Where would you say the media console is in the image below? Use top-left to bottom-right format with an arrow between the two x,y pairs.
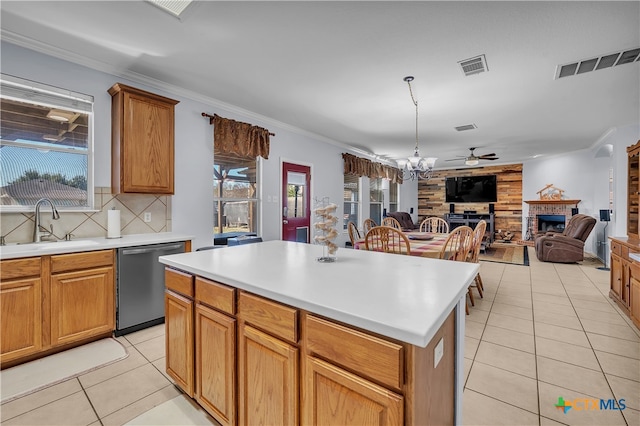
445,213 -> 495,248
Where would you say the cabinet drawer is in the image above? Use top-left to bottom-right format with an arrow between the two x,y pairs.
305,315 -> 404,390
1,257 -> 41,280
238,292 -> 297,343
195,277 -> 235,315
611,240 -> 622,257
51,250 -> 113,274
165,268 -> 194,298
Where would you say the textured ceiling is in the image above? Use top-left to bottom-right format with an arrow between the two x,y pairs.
1,1 -> 639,168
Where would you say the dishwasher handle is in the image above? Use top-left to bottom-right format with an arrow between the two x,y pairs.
120,243 -> 184,256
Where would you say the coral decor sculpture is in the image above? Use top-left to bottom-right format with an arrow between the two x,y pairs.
313,197 -> 338,262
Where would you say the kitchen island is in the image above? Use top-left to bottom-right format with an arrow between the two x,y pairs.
159,240 -> 478,425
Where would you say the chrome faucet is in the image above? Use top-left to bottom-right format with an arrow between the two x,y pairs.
33,198 -> 60,243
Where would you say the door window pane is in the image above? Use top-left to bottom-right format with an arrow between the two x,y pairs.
287,171 -> 307,218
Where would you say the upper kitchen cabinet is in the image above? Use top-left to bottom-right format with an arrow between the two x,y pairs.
109,83 -> 179,194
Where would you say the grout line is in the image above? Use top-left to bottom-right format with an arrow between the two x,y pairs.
77,378 -> 104,426
528,252 -> 542,426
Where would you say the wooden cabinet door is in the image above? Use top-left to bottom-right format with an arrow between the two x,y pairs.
50,267 -> 114,347
610,254 -> 623,299
238,324 -> 298,426
121,91 -> 175,193
195,303 -> 236,426
629,264 -> 640,327
622,259 -> 632,307
165,290 -> 194,396
0,277 -> 42,363
303,356 -> 404,426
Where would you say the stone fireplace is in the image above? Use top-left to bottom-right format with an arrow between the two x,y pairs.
524,199 -> 580,241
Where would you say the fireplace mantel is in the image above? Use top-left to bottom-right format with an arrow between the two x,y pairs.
525,199 -> 581,205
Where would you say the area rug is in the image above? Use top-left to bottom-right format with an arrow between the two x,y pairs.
0,337 -> 128,403
479,244 -> 529,266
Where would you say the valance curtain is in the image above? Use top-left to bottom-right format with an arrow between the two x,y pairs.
213,114 -> 271,159
342,153 -> 403,184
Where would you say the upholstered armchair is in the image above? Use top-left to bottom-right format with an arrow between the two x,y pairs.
385,212 -> 419,231
534,214 -> 596,263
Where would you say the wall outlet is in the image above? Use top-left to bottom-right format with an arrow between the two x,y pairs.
143,212 -> 152,222
434,337 -> 444,368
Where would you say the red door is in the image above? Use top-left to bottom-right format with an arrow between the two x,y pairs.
282,162 -> 311,242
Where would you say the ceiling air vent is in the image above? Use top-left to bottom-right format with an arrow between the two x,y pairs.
458,55 -> 488,76
145,0 -> 192,18
455,124 -> 477,132
556,47 -> 640,79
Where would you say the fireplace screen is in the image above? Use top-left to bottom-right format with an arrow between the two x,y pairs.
538,214 -> 565,232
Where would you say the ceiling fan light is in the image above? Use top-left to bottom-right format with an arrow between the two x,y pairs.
465,158 -> 479,166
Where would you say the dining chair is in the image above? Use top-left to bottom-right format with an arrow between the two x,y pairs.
363,218 -> 377,234
347,221 -> 361,247
438,225 -> 474,314
382,216 -> 402,230
420,217 -> 449,233
467,220 -> 487,300
364,226 -> 411,255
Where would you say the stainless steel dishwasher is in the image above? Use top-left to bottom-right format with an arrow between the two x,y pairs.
116,241 -> 185,336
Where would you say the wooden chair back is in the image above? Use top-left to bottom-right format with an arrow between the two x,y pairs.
347,221 -> 361,246
439,226 -> 474,261
469,220 -> 487,263
420,217 -> 449,233
363,218 -> 377,234
364,226 -> 411,255
382,216 -> 402,230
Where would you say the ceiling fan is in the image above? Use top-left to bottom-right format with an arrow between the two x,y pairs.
446,147 -> 499,166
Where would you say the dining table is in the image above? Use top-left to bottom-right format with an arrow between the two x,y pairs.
354,231 -> 449,258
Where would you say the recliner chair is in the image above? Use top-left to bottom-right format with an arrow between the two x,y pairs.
534,214 -> 596,263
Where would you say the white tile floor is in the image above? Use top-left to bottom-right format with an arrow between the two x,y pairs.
1,247 -> 638,425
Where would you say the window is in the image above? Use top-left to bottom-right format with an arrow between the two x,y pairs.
0,74 -> 94,211
213,151 -> 259,235
369,178 -> 384,224
389,182 -> 399,213
343,174 -> 360,230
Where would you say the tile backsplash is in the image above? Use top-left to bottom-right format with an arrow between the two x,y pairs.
0,187 -> 171,244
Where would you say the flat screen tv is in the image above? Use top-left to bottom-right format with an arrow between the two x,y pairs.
445,175 -> 497,203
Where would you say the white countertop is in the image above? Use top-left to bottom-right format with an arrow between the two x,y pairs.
159,240 -> 478,347
0,232 -> 193,260
630,253 -> 640,263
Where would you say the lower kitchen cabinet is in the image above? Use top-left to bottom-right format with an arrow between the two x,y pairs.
165,289 -> 194,397
238,324 -> 298,426
609,238 -> 640,329
50,267 -> 114,346
1,251 -> 115,368
303,355 -> 403,425
163,268 -> 456,425
0,274 -> 42,363
195,303 -> 236,426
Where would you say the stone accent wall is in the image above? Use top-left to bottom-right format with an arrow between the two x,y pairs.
0,187 -> 171,244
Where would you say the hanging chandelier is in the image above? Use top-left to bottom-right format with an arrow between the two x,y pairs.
397,76 -> 437,181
